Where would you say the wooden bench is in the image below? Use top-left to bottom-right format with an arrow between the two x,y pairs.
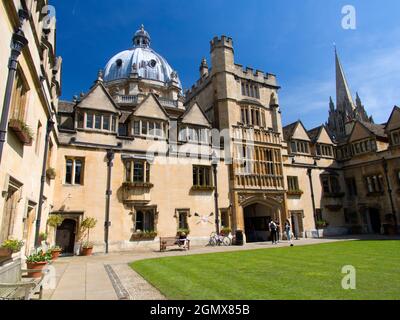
160,237 -> 190,252
0,259 -> 48,300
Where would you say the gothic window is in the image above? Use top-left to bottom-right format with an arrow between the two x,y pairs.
365,174 -> 384,194
125,160 -> 150,183
321,175 -> 341,194
10,69 -> 29,122
287,176 -> 300,192
135,210 -> 155,233
65,157 -> 85,185
193,166 -> 212,187
241,80 -> 260,99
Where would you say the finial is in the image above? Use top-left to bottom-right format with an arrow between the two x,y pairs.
141,24 -> 145,30
97,69 -> 103,82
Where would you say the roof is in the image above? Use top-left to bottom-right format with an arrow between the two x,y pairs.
360,121 -> 387,139
282,121 -> 300,141
307,126 -> 322,143
58,100 -> 75,113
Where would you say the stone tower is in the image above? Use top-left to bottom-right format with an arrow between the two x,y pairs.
326,49 -> 372,140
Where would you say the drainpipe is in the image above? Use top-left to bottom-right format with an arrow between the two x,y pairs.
383,158 -> 398,233
307,167 -> 319,238
212,152 -> 220,236
34,118 -> 55,248
0,10 -> 29,163
105,149 -> 114,254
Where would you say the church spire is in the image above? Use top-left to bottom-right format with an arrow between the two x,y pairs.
335,48 -> 355,113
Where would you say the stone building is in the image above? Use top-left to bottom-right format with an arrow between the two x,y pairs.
0,0 -> 61,255
0,9 -> 398,255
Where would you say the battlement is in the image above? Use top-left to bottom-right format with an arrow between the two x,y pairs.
210,35 -> 234,50
234,63 -> 278,86
185,71 -> 212,99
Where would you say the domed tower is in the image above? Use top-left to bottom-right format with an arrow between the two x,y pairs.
102,25 -> 183,106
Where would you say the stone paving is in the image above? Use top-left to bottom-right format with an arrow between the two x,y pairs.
43,236 -> 397,300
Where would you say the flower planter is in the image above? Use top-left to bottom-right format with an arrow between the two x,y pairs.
8,119 -> 33,146
51,249 -> 62,260
81,247 -> 93,256
0,248 -> 12,259
27,261 -> 48,278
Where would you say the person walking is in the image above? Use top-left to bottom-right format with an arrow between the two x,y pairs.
269,220 -> 277,245
285,219 -> 294,247
275,220 -> 281,243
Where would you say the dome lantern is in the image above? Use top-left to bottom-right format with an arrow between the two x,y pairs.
133,24 -> 151,48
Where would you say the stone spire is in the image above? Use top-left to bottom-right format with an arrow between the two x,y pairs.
329,96 -> 335,112
335,48 -> 355,114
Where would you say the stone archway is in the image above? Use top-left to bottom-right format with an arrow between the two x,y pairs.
240,196 -> 284,243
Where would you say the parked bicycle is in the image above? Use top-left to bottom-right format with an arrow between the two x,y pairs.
208,232 -> 232,247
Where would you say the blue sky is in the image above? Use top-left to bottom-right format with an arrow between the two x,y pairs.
52,0 -> 400,128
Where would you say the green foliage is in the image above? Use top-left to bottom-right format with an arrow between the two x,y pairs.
47,214 -> 64,228
1,239 -> 24,252
10,118 -> 34,140
82,242 -> 94,249
26,250 -> 52,263
81,217 -> 97,230
79,217 -> 97,244
316,220 -> 329,228
46,167 -> 57,179
221,227 -> 232,235
177,228 -> 190,236
39,232 -> 48,241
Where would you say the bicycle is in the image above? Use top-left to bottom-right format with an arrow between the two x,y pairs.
208,232 -> 232,247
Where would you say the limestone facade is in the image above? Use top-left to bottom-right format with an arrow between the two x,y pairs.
1,7 -> 399,255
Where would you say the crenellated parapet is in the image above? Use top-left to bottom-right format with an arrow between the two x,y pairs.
210,35 -> 234,52
233,64 -> 278,87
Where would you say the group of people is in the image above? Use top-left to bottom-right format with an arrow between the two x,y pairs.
269,219 -> 294,247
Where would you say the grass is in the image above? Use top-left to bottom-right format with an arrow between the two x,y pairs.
130,241 -> 400,300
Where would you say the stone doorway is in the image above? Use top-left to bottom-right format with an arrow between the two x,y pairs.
56,219 -> 77,255
243,203 -> 276,243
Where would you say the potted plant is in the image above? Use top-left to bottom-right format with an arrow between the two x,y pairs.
26,250 -> 52,278
47,214 -> 64,246
0,239 -> 24,258
79,217 -> 97,256
46,167 -> 57,180
316,220 -> 329,229
177,228 -> 190,237
49,246 -> 62,260
221,227 -> 232,236
39,232 -> 48,244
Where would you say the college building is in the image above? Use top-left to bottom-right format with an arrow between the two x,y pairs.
0,1 -> 398,255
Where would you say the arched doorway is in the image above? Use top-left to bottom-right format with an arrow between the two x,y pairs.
56,219 -> 77,255
244,203 -> 275,242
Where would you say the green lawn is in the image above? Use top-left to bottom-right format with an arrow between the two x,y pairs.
130,241 -> 400,300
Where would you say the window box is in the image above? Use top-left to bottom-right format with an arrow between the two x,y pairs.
316,220 -> 329,229
8,119 -> 33,146
46,167 -> 57,180
191,185 -> 215,192
287,190 -> 303,197
123,182 -> 154,189
130,231 -> 158,241
323,192 -> 345,198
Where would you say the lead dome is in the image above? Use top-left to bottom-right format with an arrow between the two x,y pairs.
103,25 -> 182,89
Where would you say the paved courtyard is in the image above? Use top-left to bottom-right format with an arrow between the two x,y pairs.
42,236 -> 394,300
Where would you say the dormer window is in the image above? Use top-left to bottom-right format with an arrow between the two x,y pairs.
133,119 -> 167,138
116,59 -> 123,67
290,140 -> 310,155
179,125 -> 209,144
80,111 -> 117,133
391,129 -> 400,146
316,144 -> 334,158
